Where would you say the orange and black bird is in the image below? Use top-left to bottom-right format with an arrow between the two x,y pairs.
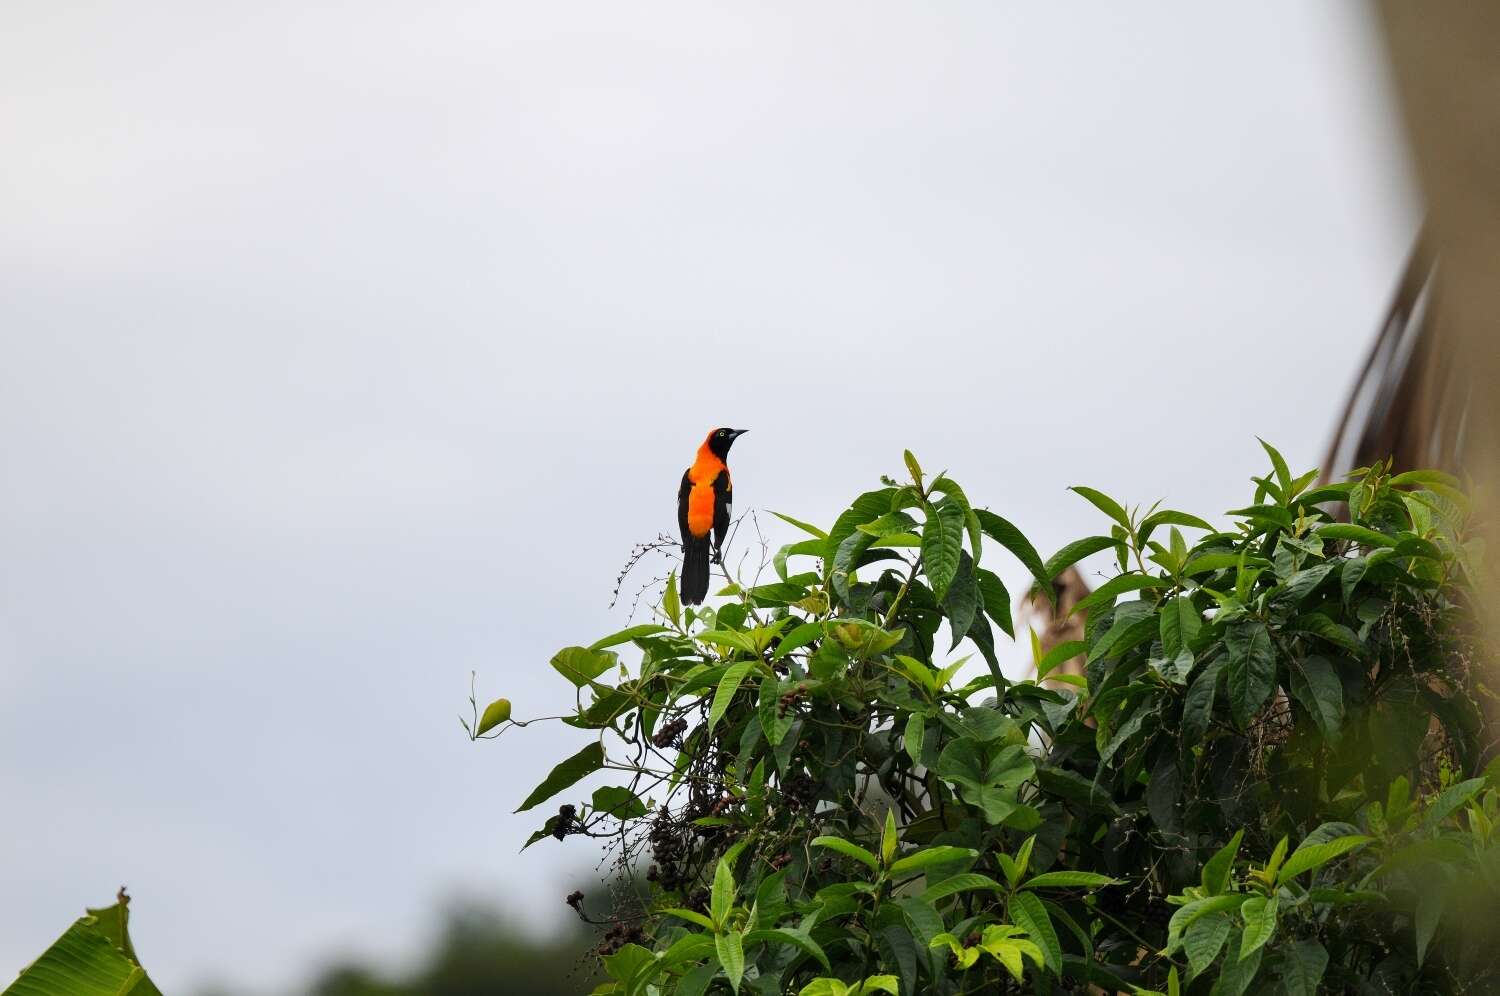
678,428 -> 747,605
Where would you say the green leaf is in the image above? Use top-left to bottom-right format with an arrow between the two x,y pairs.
811,835 -> 881,872
1423,777 -> 1487,829
1292,614 -> 1362,654
550,646 -> 617,687
1238,895 -> 1277,960
1181,654 -> 1224,748
1183,551 -> 1249,576
1009,890 -> 1062,974
1202,829 -> 1244,895
943,553 -> 981,649
714,929 -> 745,994
902,712 -> 926,762
1070,486 -> 1130,529
1019,870 -> 1118,889
770,510 -> 829,539
1183,912 -> 1231,977
1035,640 -> 1086,679
975,567 -> 1014,638
922,498 -> 965,602
711,858 -> 736,928
660,907 -> 715,930
920,872 -> 1005,903
591,785 -> 647,820
664,571 -> 681,627
476,697 -> 512,735
772,621 -> 823,659
935,739 -> 1034,823
743,929 -> 832,973
515,742 -> 604,812
1276,834 -> 1372,885
974,509 -> 1050,597
1070,574 -> 1172,617
708,661 -> 756,734
1278,939 -> 1328,996
1165,894 -> 1245,955
4,897 -> 161,996
889,846 -> 978,877
1226,621 -> 1275,727
1257,438 -> 1292,493
797,980 -> 848,996
1139,509 -> 1217,538
1415,883 -> 1446,967
1315,523 -> 1398,548
1159,596 -> 1201,660
1042,535 -> 1118,582
1288,655 -> 1342,742
589,624 -> 670,650
849,976 -> 900,996
1215,928 -> 1263,996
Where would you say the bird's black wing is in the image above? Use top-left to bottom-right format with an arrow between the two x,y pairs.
712,469 -> 732,559
677,470 -> 693,547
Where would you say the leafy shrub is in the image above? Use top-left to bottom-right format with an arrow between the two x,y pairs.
480,444 -> 1498,994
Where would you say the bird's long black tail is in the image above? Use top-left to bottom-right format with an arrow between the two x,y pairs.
681,533 -> 711,605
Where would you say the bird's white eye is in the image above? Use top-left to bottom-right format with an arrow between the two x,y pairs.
717,429 -> 725,437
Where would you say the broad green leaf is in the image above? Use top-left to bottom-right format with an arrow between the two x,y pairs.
1423,777 -> 1487,829
4,898 -> 161,996
1183,552 -> 1249,576
811,835 -> 881,872
1070,574 -> 1172,617
708,661 -> 755,733
1415,883 -> 1446,967
1226,621 -> 1275,727
935,739 -> 1034,824
1009,890 -> 1061,973
515,742 -> 604,812
660,907 -> 715,931
1181,655 -> 1224,748
772,621 -> 823,659
1279,939 -> 1328,996
1165,894 -> 1245,954
1276,834 -> 1372,884
1238,895 -> 1277,960
591,785 -> 647,819
974,509 -> 1051,597
589,624 -> 670,650
743,928 -> 831,973
711,858 -> 736,928
922,498 -> 965,602
758,676 -> 795,747
1139,509 -> 1217,538
1159,596 -> 1201,660
1042,535 -> 1118,582
1315,523 -> 1398,548
1202,829 -> 1244,895
1288,655 -> 1342,742
664,571 -> 681,627
797,980 -> 848,996
1257,438 -> 1292,493
1216,928 -> 1263,995
1070,485 -> 1130,529
770,510 -> 829,539
974,567 -> 1014,638
849,976 -> 900,996
1183,912 -> 1231,976
714,929 -> 745,994
1292,614 -> 1362,654
550,646 -> 617,687
881,808 -> 898,867
919,872 -> 1005,903
889,845 -> 977,877
476,697 -> 512,735
603,943 -> 657,988
1036,640 -> 1086,679
1019,870 -> 1118,889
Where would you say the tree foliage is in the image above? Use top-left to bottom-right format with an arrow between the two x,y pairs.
486,446 -> 1498,994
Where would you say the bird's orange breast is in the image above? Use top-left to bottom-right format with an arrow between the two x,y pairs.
685,453 -> 727,538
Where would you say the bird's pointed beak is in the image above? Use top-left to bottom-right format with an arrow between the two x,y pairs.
730,428 -> 748,439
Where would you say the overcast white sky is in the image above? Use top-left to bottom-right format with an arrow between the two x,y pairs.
0,2 -> 1418,993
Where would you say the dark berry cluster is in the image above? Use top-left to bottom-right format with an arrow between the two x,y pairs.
781,771 -> 817,811
595,920 -> 646,956
651,715 -> 688,748
553,804 -> 577,840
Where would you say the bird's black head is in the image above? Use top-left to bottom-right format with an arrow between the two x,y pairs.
705,427 -> 748,459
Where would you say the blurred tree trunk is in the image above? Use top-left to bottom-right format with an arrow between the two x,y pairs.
1373,1 -> 1500,731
